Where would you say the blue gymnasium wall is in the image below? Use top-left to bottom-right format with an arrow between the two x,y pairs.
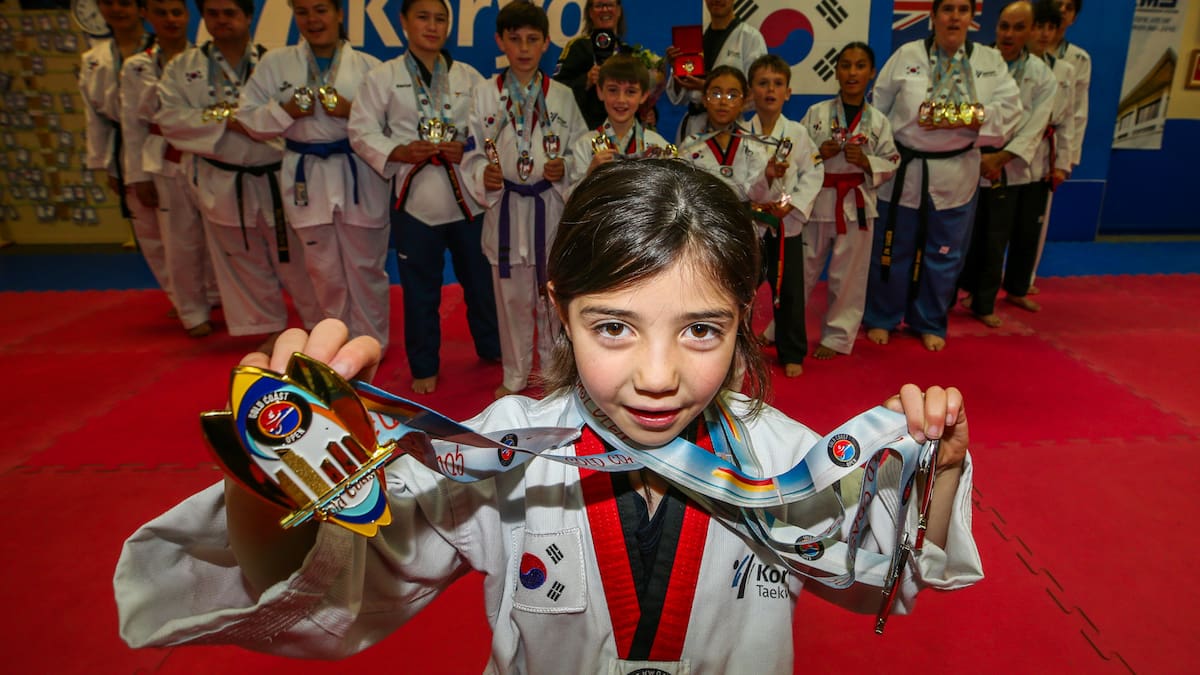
190,1 -> 1186,239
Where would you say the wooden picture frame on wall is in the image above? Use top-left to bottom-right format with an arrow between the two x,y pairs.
1187,50 -> 1200,89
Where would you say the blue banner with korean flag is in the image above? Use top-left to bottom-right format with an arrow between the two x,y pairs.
713,0 -> 872,96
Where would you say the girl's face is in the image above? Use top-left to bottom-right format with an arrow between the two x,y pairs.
561,257 -> 740,447
99,0 -> 141,31
704,74 -> 744,127
294,0 -> 343,50
835,48 -> 875,98
402,0 -> 450,56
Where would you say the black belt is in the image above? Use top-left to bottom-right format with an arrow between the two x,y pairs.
879,141 -> 973,298
202,157 -> 289,263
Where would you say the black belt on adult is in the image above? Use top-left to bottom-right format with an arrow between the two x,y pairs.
879,141 -> 973,298
201,156 -> 290,263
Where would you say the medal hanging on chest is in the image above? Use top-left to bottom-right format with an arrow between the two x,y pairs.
204,42 -> 256,123
919,45 -> 983,130
301,39 -> 344,113
406,54 -> 458,143
501,71 -> 550,182
832,97 -> 869,147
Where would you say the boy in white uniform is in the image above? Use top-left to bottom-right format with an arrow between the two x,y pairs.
237,0 -> 391,351
566,55 -> 670,189
80,0 -> 163,295
463,2 -> 587,398
348,0 -> 500,395
799,43 -> 899,360
664,0 -> 766,142
156,0 -> 322,341
120,0 -> 216,337
115,161 -> 983,673
958,2 -> 1057,327
744,55 -> 824,377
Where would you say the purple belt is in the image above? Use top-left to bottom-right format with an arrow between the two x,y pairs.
498,179 -> 553,285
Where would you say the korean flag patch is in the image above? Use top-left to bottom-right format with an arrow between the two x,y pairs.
513,528 -> 587,613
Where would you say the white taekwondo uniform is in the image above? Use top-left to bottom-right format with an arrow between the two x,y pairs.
564,119 -> 671,192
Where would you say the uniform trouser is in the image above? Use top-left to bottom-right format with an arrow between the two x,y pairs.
394,210 -> 500,379
153,172 -> 215,329
762,230 -> 806,365
865,195 -> 978,338
1003,182 -> 1050,299
492,264 -> 557,392
803,220 -> 873,355
199,177 -> 323,336
294,217 -> 391,351
959,184 -> 1018,316
125,184 -> 172,307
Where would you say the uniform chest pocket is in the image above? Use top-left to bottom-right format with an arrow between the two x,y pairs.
512,527 -> 588,614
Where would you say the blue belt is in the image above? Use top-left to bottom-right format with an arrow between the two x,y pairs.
285,138 -> 359,205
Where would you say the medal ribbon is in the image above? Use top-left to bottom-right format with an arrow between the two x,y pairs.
601,120 -> 645,158
403,52 -> 449,125
205,40 -> 258,105
927,45 -> 976,107
500,70 -> 550,162
303,39 -> 344,92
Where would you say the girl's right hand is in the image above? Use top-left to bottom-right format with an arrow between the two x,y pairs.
389,140 -> 439,164
819,139 -> 842,160
589,148 -> 614,172
483,162 -> 504,190
242,318 -> 381,384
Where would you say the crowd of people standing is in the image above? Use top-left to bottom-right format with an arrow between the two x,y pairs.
82,0 -> 1091,394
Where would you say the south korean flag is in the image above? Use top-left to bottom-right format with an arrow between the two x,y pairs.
709,0 -> 870,95
512,528 -> 587,613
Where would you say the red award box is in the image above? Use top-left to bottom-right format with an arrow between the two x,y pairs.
672,25 -> 704,79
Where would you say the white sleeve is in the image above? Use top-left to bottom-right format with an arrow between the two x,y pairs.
236,52 -> 293,141
867,113 -> 899,188
347,61 -> 401,180
80,56 -> 114,173
1004,64 -> 1056,166
118,60 -> 152,183
155,56 -> 225,157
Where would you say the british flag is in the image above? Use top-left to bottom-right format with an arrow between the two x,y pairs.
892,1 -> 1003,46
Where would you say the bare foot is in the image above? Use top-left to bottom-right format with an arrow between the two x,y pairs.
959,293 -> 973,311
783,362 -> 804,377
813,345 -> 837,360
1027,285 -> 1040,295
1005,295 -> 1042,312
973,313 -> 1002,328
412,375 -> 438,394
494,385 -> 521,399
867,328 -> 890,345
921,333 -> 946,351
186,320 -> 214,338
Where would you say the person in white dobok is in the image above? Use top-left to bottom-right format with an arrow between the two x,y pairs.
349,0 -> 500,395
238,0 -> 391,353
156,0 -> 322,346
115,160 -> 983,674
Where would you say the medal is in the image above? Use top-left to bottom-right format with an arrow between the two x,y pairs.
664,143 -> 678,158
590,133 -> 614,155
420,117 -> 443,142
944,102 -> 960,126
973,103 -> 986,125
293,86 -> 314,112
918,101 -> 933,127
931,102 -> 946,126
442,123 -> 457,142
683,61 -> 695,74
720,166 -> 733,178
517,151 -> 534,182
295,180 -> 308,207
957,102 -> 974,126
542,131 -> 560,160
774,137 -> 793,163
318,85 -> 339,112
484,138 -> 500,165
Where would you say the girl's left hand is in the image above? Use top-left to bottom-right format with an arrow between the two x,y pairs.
543,157 -> 565,182
884,384 -> 968,469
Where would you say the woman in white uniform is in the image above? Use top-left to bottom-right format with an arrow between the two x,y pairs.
238,0 -> 391,351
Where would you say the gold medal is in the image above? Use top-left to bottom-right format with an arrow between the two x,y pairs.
918,101 -> 933,127
973,103 -> 986,125
958,102 -> 974,126
591,134 -> 614,155
484,138 -> 500,165
542,131 -> 560,160
944,102 -> 960,127
318,85 -> 339,112
931,102 -> 946,126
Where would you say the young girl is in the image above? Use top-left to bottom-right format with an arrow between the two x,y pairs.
114,161 -> 980,672
799,43 -> 898,359
348,0 -> 500,394
238,0 -> 392,351
679,66 -> 764,201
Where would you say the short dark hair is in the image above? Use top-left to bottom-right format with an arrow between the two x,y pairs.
195,0 -> 254,18
401,0 -> 448,15
747,54 -> 791,85
598,54 -> 648,91
1032,0 -> 1063,26
932,0 -> 977,13
543,160 -> 769,409
496,0 -> 549,37
195,0 -> 254,17
704,65 -> 748,95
